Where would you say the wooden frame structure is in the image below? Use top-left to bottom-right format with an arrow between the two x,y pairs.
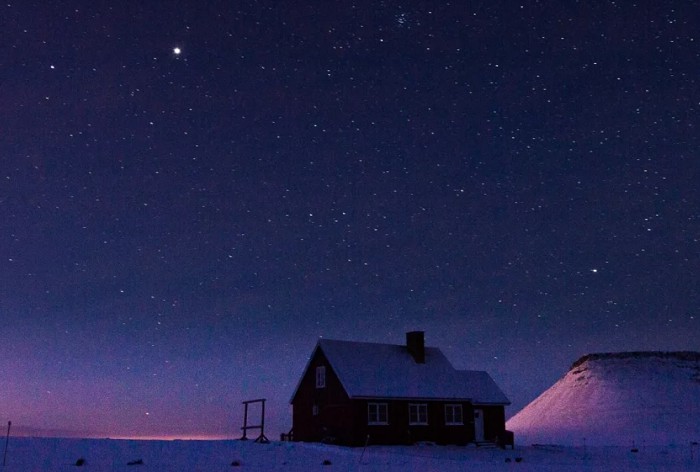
240,398 -> 269,443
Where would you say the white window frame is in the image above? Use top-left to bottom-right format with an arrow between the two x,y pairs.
315,365 -> 326,388
445,404 -> 464,425
367,402 -> 389,425
408,403 -> 428,425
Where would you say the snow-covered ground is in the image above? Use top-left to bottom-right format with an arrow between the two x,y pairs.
1,437 -> 699,471
507,352 -> 700,447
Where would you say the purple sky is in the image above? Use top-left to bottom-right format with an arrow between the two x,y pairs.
1,0 -> 698,438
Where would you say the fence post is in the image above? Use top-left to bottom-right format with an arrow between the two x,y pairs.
3,421 -> 11,467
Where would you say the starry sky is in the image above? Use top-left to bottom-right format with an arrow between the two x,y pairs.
1,0 -> 698,439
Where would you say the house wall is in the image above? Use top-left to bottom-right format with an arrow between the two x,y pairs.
351,400 -> 499,446
479,405 -> 507,442
291,348 -> 353,443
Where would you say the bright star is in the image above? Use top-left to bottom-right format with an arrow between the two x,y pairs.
173,47 -> 182,55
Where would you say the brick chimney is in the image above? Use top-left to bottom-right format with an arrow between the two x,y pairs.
406,331 -> 425,364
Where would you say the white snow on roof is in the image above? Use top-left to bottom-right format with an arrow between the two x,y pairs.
316,338 -> 509,404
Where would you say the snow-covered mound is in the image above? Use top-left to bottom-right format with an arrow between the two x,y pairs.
507,352 -> 700,446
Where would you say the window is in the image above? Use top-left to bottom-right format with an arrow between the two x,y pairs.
315,366 -> 325,388
367,403 -> 388,425
312,404 -> 319,416
408,403 -> 428,425
445,404 -> 463,425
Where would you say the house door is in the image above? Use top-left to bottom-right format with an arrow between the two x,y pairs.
473,409 -> 485,442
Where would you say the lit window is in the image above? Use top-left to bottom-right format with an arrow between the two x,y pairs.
315,366 -> 326,388
367,403 -> 388,425
408,403 -> 428,425
445,404 -> 463,425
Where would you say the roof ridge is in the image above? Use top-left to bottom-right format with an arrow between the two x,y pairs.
318,337 -> 440,349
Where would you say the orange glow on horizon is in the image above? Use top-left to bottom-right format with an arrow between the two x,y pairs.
105,434 -> 237,441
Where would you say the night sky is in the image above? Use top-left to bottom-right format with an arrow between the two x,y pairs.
1,1 -> 698,439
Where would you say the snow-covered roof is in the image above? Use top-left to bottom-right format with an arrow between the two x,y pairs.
294,338 -> 509,404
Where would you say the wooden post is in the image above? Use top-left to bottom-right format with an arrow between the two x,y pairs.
3,421 -> 11,467
241,403 -> 249,440
260,400 -> 266,440
359,434 -> 370,464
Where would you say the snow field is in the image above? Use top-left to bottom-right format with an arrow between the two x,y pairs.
1,437 -> 699,471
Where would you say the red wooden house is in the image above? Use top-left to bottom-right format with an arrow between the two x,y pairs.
290,331 -> 510,446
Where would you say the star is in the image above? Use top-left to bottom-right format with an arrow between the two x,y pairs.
173,47 -> 182,55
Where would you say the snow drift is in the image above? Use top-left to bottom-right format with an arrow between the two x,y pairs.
507,352 -> 700,446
